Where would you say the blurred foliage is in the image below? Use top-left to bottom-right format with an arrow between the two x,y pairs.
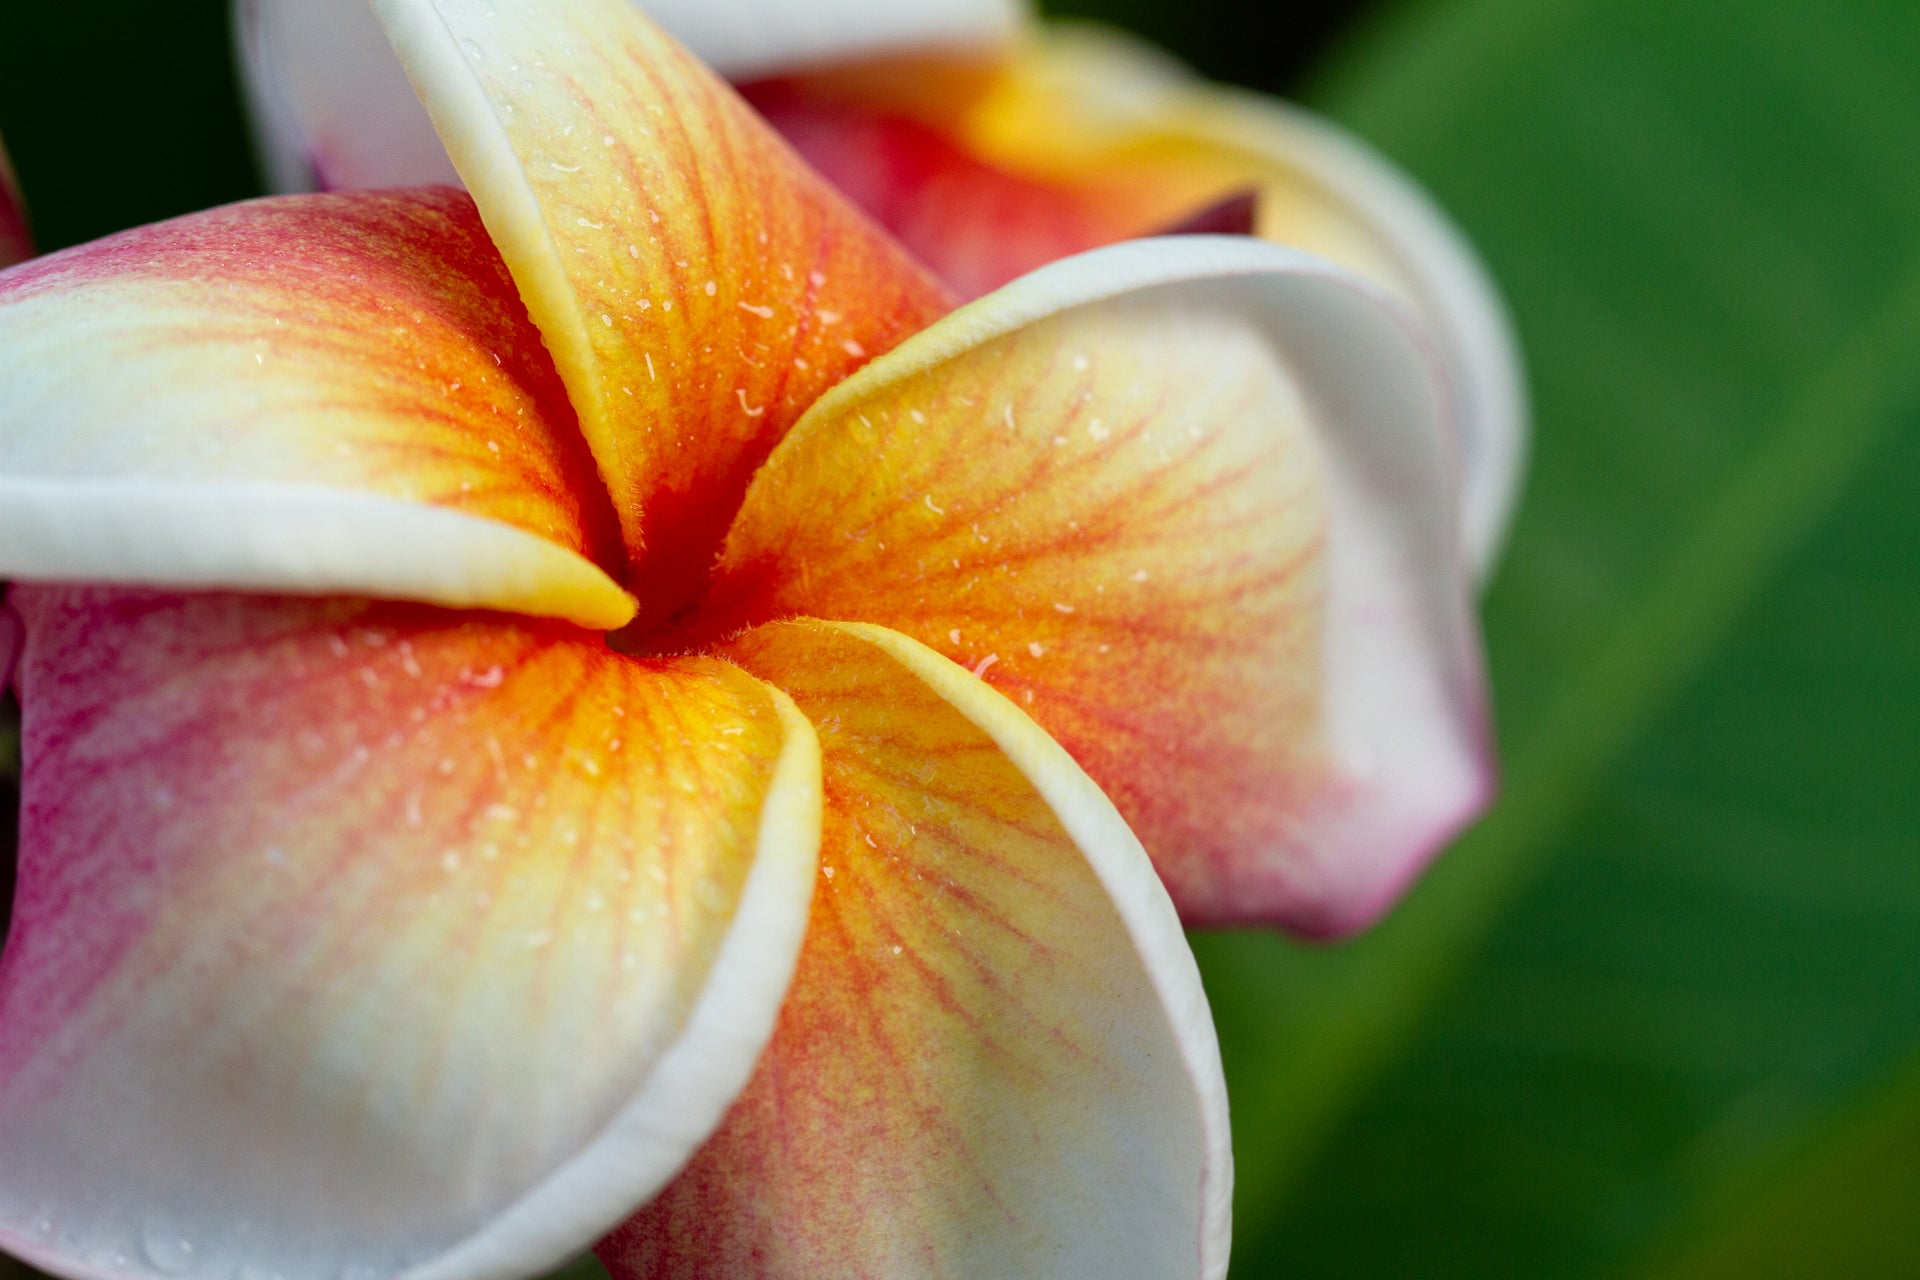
4,1 -> 1919,1279
0,2 -> 258,253
1176,1 -> 1920,1276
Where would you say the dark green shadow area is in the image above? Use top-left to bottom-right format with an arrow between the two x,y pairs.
0,0 -> 260,253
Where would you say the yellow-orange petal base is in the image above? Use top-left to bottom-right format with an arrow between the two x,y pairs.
374,0 -> 954,621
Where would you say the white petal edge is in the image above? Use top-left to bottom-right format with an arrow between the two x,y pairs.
233,0 -> 1024,193
0,686 -> 822,1280
398,687 -> 823,1280
822,619 -> 1233,1279
1033,24 -> 1528,583
0,479 -> 636,630
800,235 -> 1493,935
1220,98 -> 1528,584
634,0 -> 1024,79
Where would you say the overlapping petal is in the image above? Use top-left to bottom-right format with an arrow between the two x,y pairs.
0,188 -> 632,627
0,137 -> 31,269
370,0 -> 953,621
602,619 -> 1229,1278
236,0 -> 1022,190
0,587 -> 820,1280
746,23 -> 1527,574
687,237 -> 1491,932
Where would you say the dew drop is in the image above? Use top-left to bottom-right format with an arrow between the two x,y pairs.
141,1219 -> 195,1275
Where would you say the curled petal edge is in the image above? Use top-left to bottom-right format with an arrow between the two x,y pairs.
1192,95 -> 1527,581
984,24 -> 1529,579
0,480 -> 636,630
784,235 -> 1494,934
823,620 -> 1233,1278
398,685 -> 824,1280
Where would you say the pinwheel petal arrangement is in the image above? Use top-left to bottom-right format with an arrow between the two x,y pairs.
0,1 -> 1524,1278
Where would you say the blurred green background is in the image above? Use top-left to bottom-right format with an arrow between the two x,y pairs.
4,0 -> 1919,1276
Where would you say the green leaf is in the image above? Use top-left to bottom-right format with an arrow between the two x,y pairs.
1631,1049 -> 1920,1280
1199,1 -> 1920,1275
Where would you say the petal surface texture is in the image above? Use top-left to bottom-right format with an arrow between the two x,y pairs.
0,189 -> 633,628
748,23 -> 1527,575
235,0 -> 1021,190
631,0 -> 1022,80
0,589 -> 821,1280
601,620 -> 1230,1279
372,0 -> 952,621
693,237 -> 1492,932
0,137 -> 31,268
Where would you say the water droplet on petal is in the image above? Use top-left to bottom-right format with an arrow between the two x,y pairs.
141,1219 -> 194,1274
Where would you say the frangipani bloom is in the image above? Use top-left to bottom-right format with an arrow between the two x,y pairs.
0,4 -> 1513,1280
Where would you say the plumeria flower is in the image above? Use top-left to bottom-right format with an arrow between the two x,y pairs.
0,3 -> 1512,1280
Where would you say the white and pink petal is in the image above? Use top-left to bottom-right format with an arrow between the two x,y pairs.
601,620 -> 1229,1279
0,588 -> 820,1280
0,189 -> 632,628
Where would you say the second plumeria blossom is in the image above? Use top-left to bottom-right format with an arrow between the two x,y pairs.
0,0 -> 1512,1277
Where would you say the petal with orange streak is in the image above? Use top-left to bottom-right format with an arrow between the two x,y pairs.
693,237 -> 1492,933
601,619 -> 1229,1280
372,0 -> 953,621
0,137 -> 31,269
236,0 -> 1022,191
747,22 -> 1527,574
0,188 -> 633,628
0,587 -> 820,1280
